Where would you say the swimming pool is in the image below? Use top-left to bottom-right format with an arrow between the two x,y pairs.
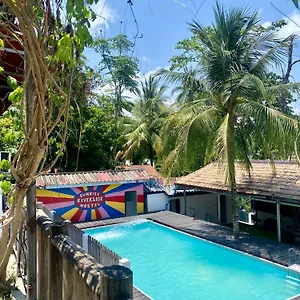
84,220 -> 300,300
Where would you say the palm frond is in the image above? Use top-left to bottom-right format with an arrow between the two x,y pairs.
213,113 -> 236,184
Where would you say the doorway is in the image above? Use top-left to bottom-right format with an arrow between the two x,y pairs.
220,195 -> 227,224
125,191 -> 137,216
170,198 -> 181,214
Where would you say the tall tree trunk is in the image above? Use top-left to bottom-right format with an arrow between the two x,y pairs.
227,113 -> 239,240
231,176 -> 239,240
149,144 -> 154,166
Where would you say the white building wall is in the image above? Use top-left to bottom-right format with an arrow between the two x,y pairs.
176,194 -> 219,223
147,193 -> 169,212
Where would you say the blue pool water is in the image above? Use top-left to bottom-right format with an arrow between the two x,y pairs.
85,220 -> 300,300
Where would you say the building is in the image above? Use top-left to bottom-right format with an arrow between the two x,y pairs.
176,160 -> 300,243
36,169 -> 151,222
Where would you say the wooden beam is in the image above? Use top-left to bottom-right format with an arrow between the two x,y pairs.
184,188 -> 187,215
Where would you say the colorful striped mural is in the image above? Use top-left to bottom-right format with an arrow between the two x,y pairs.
36,183 -> 144,222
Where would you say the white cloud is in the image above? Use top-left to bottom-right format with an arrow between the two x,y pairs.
141,56 -> 150,63
261,21 -> 272,28
263,11 -> 300,40
90,0 -> 118,35
277,11 -> 300,39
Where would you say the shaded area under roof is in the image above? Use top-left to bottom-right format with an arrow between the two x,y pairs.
176,160 -> 300,201
36,169 -> 151,187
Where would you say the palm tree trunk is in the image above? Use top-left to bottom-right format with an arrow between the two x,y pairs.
231,176 -> 239,239
149,144 -> 154,166
227,112 -> 239,240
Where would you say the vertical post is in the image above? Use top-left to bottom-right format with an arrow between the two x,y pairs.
100,265 -> 133,300
26,182 -> 36,299
50,210 -> 55,222
217,194 -> 221,224
25,49 -> 36,300
184,188 -> 187,215
276,200 -> 281,243
49,223 -> 68,300
16,222 -> 23,275
82,233 -> 89,252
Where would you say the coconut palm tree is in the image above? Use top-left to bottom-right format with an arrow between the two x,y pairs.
117,76 -> 169,166
160,3 -> 298,239
156,67 -> 204,104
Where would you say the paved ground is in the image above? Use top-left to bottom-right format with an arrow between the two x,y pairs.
7,255 -> 25,300
77,210 -> 300,267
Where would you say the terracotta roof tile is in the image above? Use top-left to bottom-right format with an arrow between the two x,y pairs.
36,169 -> 150,187
176,160 -> 300,201
116,165 -> 162,178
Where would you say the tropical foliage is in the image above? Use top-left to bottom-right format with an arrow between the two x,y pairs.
158,3 -> 298,238
117,76 -> 168,166
0,1 -> 299,268
94,35 -> 139,128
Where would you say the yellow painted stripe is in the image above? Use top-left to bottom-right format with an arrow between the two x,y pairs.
137,202 -> 144,214
62,207 -> 78,220
36,189 -> 73,199
107,201 -> 125,214
103,184 -> 121,193
91,209 -> 97,220
82,186 -> 88,191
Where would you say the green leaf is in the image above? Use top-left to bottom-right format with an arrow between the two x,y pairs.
0,39 -> 4,48
0,180 -> 12,195
8,86 -> 23,103
0,67 -> 4,72
7,76 -> 18,90
55,34 -> 73,64
293,0 -> 299,8
66,0 -> 73,15
0,159 -> 10,171
77,25 -> 92,46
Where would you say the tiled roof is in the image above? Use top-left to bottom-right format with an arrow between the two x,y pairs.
116,165 -> 162,178
176,160 -> 300,201
144,178 -> 174,195
36,169 -> 151,187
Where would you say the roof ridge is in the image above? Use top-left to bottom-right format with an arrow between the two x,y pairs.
42,168 -> 146,176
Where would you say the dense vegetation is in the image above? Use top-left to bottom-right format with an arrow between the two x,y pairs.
1,2 -> 300,244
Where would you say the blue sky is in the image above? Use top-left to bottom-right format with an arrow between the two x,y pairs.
85,0 -> 300,111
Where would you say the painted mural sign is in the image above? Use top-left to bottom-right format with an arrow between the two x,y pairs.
36,183 -> 144,223
75,191 -> 105,209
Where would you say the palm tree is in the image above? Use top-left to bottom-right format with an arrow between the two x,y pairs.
160,3 -> 298,239
157,67 -> 204,104
117,76 -> 169,166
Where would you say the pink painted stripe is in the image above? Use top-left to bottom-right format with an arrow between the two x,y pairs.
105,186 -> 143,198
46,201 -> 74,210
79,210 -> 87,222
99,207 -> 110,219
71,187 -> 83,195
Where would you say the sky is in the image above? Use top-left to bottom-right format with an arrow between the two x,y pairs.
84,0 -> 300,111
